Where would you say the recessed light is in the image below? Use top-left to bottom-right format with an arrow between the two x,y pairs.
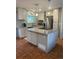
36,13 -> 38,16
48,12 -> 50,15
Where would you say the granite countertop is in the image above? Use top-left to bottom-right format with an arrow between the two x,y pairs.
27,28 -> 54,35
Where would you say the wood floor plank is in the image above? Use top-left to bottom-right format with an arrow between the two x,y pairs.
16,38 -> 63,59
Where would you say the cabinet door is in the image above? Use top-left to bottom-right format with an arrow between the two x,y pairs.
27,31 -> 32,42
38,34 -> 47,46
27,32 -> 37,45
18,28 -> 24,37
23,28 -> 27,36
18,8 -> 26,20
38,34 -> 47,51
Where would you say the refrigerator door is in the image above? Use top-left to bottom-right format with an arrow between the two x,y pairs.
46,18 -> 51,29
45,16 -> 53,29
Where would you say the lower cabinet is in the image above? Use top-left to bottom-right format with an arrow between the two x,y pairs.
26,31 -> 57,53
27,31 -> 37,45
18,28 -> 27,38
26,31 -> 48,52
38,32 -> 57,53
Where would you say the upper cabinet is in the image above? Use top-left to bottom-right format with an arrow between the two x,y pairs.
16,8 -> 27,20
38,12 -> 44,20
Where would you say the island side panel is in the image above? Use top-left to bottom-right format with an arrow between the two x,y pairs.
37,34 -> 48,52
47,32 -> 58,52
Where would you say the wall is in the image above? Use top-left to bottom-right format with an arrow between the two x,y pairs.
53,9 -> 59,30
58,8 -> 63,39
53,8 -> 63,39
53,9 -> 59,38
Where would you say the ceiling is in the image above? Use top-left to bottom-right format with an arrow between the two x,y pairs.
16,0 -> 63,12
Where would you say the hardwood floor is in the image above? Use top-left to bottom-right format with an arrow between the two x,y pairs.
16,38 -> 63,59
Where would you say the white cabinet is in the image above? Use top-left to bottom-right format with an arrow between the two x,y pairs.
18,28 -> 27,38
38,12 -> 44,20
17,8 -> 27,20
38,32 -> 57,53
26,30 -> 57,53
27,31 -> 37,45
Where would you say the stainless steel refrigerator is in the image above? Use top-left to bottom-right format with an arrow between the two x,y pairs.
44,16 -> 53,29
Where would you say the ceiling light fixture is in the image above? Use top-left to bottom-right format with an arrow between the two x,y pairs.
48,0 -> 52,10
48,12 -> 50,15
36,13 -> 38,16
33,3 -> 42,12
31,8 -> 35,12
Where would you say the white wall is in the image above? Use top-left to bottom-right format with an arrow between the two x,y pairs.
38,12 -> 44,20
53,8 -> 63,39
53,9 -> 59,31
58,8 -> 63,39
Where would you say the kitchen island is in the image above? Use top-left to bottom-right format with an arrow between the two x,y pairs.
25,28 -> 58,53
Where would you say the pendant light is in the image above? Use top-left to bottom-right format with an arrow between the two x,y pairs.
48,0 -> 52,10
